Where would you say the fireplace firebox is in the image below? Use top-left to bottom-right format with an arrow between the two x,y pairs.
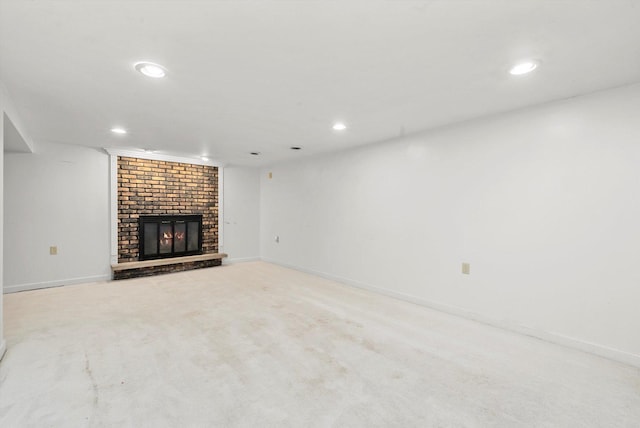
139,215 -> 203,260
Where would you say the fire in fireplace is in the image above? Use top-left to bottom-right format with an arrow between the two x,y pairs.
139,215 -> 203,260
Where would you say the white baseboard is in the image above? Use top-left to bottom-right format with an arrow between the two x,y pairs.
261,257 -> 640,369
0,339 -> 6,361
223,256 -> 261,265
3,274 -> 111,294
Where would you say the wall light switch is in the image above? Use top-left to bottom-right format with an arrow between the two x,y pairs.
50,246 -> 58,255
461,262 -> 470,275
275,236 -> 279,243
268,172 -> 273,179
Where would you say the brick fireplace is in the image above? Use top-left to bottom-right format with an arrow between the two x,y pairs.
113,155 -> 223,279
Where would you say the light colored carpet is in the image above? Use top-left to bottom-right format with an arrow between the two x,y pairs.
1,261 -> 638,427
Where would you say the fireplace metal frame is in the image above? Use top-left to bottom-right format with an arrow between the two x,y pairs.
138,215 -> 203,260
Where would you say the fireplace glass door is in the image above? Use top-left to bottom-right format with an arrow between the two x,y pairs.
139,215 -> 203,260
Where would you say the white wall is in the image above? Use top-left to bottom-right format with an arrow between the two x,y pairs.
0,81 -> 33,357
4,141 -> 111,292
4,146 -> 261,291
222,166 -> 260,262
0,87 -> 5,358
260,83 -> 640,367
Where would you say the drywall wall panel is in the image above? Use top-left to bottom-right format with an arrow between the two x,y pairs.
260,83 -> 640,365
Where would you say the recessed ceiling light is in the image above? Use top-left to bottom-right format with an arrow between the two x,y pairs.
290,146 -> 302,150
134,61 -> 167,78
111,127 -> 127,135
250,152 -> 260,156
509,61 -> 538,76
201,156 -> 209,161
332,122 -> 347,131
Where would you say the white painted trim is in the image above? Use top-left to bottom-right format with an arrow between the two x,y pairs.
218,167 -> 224,253
109,154 -> 118,265
223,257 -> 261,264
104,148 -> 225,167
261,257 -> 640,369
0,339 -> 6,361
3,275 -> 111,294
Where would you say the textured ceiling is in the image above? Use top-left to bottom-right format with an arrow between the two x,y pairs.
1,0 -> 639,165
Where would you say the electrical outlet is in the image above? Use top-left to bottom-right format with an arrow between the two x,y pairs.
50,246 -> 58,255
461,262 -> 470,275
275,236 -> 279,243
